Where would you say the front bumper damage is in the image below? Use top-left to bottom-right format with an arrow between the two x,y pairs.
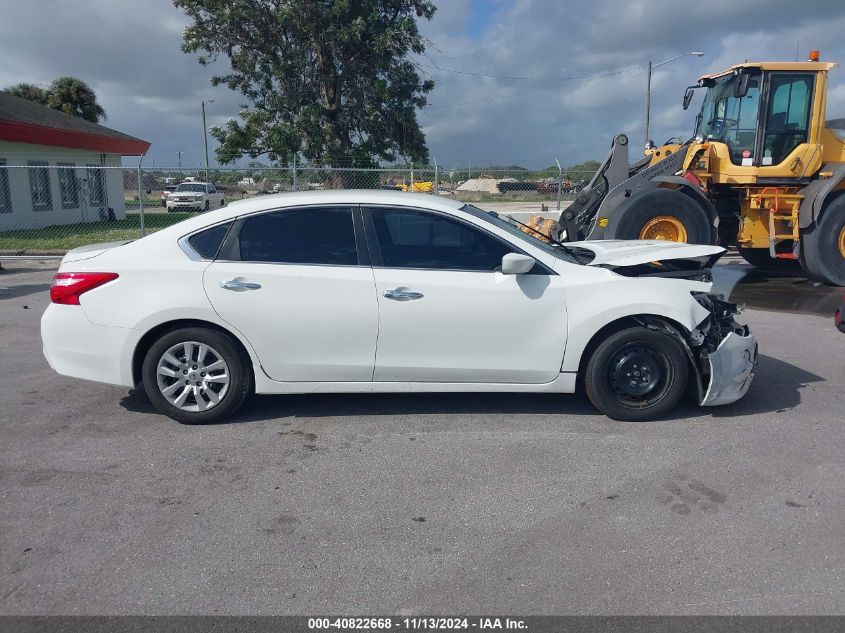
690,294 -> 758,407
637,294 -> 757,408
699,330 -> 758,406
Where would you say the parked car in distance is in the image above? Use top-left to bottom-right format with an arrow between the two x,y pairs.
166,182 -> 225,212
159,184 -> 177,206
836,295 -> 845,333
41,190 -> 757,424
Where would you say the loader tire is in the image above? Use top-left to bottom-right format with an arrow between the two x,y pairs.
605,189 -> 714,245
738,248 -> 802,274
800,196 -> 845,286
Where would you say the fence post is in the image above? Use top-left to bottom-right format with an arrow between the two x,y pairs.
410,163 -> 414,191
292,155 -> 297,192
555,157 -> 563,211
137,159 -> 145,237
433,156 -> 439,195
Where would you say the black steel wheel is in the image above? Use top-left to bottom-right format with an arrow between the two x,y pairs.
585,327 -> 689,421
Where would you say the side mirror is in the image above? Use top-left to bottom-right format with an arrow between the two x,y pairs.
501,252 -> 535,274
683,87 -> 695,110
734,72 -> 751,98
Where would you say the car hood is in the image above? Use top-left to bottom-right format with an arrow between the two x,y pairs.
567,239 -> 725,267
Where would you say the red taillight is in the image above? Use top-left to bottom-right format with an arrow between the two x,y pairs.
50,272 -> 118,305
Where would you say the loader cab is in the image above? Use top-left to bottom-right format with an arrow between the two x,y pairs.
695,67 -> 818,171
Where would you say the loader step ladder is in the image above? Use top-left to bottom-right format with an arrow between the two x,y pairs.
751,188 -> 803,259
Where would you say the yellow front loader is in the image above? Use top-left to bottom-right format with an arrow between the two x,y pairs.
557,51 -> 845,286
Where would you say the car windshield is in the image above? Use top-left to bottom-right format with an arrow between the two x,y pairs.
696,73 -> 760,165
460,204 -> 580,264
176,183 -> 207,192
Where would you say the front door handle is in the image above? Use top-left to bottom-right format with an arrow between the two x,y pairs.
383,288 -> 424,301
221,279 -> 262,291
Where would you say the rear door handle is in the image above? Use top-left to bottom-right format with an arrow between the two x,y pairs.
383,288 -> 424,301
221,279 -> 262,291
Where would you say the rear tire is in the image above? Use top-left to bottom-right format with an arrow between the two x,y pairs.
800,196 -> 845,286
605,188 -> 714,245
142,327 -> 252,424
585,326 -> 689,421
738,247 -> 802,274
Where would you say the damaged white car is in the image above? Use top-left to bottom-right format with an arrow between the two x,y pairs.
41,191 -> 756,424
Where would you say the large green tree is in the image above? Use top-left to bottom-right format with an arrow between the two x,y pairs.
46,77 -> 106,123
2,77 -> 106,123
174,0 -> 436,167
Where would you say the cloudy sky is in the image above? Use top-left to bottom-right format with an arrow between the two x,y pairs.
2,0 -> 845,169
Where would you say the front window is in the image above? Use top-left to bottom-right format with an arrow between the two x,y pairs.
368,207 -> 512,272
697,73 -> 761,165
176,183 -> 208,193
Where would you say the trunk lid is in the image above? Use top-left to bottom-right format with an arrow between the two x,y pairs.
61,240 -> 133,264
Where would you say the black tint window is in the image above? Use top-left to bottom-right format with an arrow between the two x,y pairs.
370,208 -> 511,271
238,207 -> 357,265
188,222 -> 231,259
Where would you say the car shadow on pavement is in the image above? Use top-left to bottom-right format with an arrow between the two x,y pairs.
0,282 -> 51,300
119,387 -> 602,422
119,353 -> 821,425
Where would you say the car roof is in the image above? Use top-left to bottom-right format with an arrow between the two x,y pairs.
154,190 -> 467,239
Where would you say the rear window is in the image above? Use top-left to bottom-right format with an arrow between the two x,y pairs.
236,207 -> 358,265
188,222 -> 231,259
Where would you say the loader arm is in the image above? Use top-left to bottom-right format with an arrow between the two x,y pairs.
561,134 -> 651,241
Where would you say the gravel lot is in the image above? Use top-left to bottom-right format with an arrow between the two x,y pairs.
0,259 -> 843,615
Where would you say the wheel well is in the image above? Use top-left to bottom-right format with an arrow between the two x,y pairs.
131,319 -> 254,386
575,314 -> 695,390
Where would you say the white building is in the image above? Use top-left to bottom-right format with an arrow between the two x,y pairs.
0,93 -> 149,231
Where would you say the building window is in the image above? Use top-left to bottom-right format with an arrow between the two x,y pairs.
57,162 -> 79,209
86,165 -> 105,207
28,160 -> 52,212
0,159 -> 11,213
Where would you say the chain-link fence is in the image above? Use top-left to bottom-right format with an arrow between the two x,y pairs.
0,162 -> 594,254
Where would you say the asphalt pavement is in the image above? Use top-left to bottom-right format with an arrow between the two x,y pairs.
0,259 -> 843,615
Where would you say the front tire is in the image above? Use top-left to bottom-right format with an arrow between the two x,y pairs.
605,189 -> 715,245
142,327 -> 252,424
584,326 -> 689,421
800,196 -> 845,286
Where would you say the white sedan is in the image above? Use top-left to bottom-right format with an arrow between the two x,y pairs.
41,190 -> 757,424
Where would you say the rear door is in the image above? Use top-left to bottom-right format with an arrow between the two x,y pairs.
203,205 -> 379,382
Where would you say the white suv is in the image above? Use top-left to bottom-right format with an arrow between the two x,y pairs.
166,182 -> 225,212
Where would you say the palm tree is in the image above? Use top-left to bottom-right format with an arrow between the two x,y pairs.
3,83 -> 49,105
45,77 -> 106,123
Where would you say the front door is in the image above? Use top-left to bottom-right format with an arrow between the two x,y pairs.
203,206 -> 379,382
364,207 -> 568,384
756,72 -> 819,175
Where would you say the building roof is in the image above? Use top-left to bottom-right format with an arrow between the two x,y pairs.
0,92 -> 150,155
